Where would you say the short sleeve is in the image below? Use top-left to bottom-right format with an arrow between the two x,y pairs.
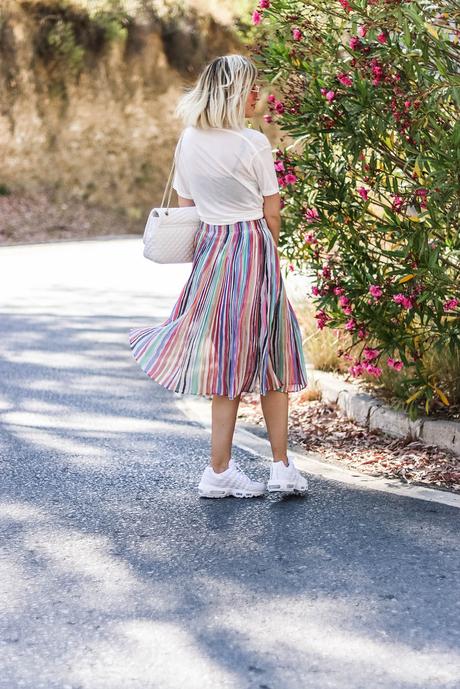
251,145 -> 280,196
172,138 -> 193,199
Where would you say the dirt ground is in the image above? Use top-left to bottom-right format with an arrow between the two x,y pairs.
0,190 -> 142,245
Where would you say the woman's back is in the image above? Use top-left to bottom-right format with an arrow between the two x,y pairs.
172,126 -> 280,225
130,53 -> 308,498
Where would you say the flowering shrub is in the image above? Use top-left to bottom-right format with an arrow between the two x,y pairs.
250,0 -> 460,414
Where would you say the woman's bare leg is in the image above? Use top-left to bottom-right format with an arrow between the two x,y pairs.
260,390 -> 289,465
211,394 -> 241,473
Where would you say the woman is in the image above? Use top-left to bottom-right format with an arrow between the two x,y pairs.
129,54 -> 309,498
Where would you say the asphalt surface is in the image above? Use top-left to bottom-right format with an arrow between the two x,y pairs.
0,236 -> 459,689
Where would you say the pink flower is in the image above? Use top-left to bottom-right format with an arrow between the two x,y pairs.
358,328 -> 368,339
292,27 -> 303,41
339,0 -> 352,12
338,295 -> 350,307
349,36 -> 362,50
325,90 -> 336,102
363,347 -> 380,361
364,363 -> 383,378
284,173 -> 297,185
337,72 -> 353,87
369,284 -> 383,299
345,318 -> 357,331
350,363 -> 365,377
334,287 -> 345,296
443,298 -> 459,311
303,232 -> 318,245
263,114 -> 273,124
267,93 -> 276,103
274,100 -> 285,113
358,186 -> 369,200
358,25 -> 367,38
304,207 -> 319,223
251,10 -> 262,25
288,263 -> 295,271
315,309 -> 330,330
391,195 -> 404,211
376,31 -> 388,44
387,358 -> 404,371
393,293 -> 413,310
259,0 -> 270,7
274,160 -> 285,172
311,286 -> 320,296
370,61 -> 384,86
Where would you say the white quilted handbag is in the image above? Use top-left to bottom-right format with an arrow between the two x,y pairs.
143,132 -> 201,264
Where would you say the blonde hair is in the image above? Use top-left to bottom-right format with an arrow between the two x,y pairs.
174,54 -> 257,130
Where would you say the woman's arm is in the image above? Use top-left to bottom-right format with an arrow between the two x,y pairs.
178,195 -> 196,207
263,192 -> 281,245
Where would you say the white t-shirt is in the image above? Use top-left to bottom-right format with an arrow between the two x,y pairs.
172,125 -> 280,225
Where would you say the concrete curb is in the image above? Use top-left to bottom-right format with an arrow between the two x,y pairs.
175,394 -> 460,509
307,369 -> 460,458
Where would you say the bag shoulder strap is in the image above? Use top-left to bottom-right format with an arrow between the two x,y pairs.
160,130 -> 186,211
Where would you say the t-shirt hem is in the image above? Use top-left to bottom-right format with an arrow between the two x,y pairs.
199,212 -> 265,225
172,186 -> 193,199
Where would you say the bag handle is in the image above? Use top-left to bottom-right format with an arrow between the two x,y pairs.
160,130 -> 185,214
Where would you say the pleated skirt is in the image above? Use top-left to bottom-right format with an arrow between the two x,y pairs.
128,217 -> 308,400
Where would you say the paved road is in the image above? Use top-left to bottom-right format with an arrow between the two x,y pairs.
0,237 -> 459,689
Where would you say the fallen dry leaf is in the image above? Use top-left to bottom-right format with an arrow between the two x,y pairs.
238,392 -> 460,494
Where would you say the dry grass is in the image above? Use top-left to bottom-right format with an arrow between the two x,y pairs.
296,385 -> 322,402
295,299 -> 349,372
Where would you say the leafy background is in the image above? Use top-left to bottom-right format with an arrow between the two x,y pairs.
249,0 -> 460,416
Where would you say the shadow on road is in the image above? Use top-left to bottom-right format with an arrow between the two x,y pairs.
0,300 -> 459,689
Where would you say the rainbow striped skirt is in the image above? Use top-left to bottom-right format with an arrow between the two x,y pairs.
128,217 -> 308,400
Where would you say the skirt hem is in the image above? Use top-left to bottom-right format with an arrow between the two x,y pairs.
134,364 -> 308,401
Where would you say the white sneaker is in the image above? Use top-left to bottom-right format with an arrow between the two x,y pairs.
198,460 -> 266,498
267,457 -> 308,494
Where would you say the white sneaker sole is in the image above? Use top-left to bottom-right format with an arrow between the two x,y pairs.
198,486 -> 265,499
267,480 -> 308,494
